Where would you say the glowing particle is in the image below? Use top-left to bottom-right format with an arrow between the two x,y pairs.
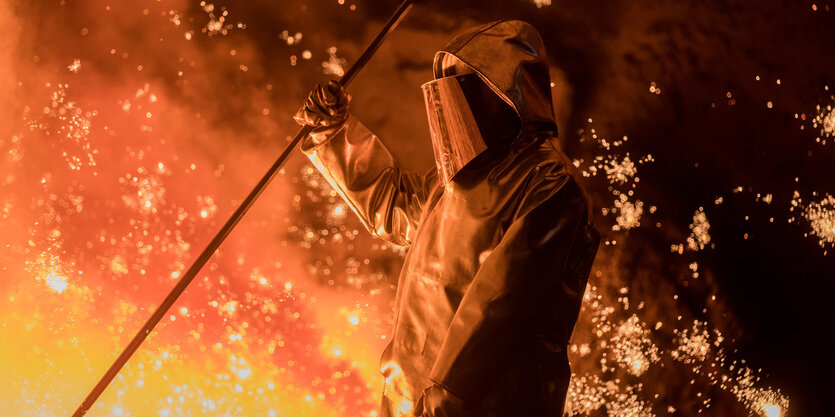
279,30 -> 303,45
763,404 -> 781,417
605,155 -> 637,184
611,194 -> 644,231
673,322 -> 710,363
610,315 -> 660,376
649,82 -> 662,94
44,273 -> 69,294
812,98 -> 834,145
219,300 -> 238,316
803,194 -> 835,248
200,2 -> 242,36
322,46 -> 346,77
68,59 -> 81,73
25,83 -> 98,170
686,207 -> 711,251
197,195 -> 218,219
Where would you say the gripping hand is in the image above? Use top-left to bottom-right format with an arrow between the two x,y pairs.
294,80 -> 349,130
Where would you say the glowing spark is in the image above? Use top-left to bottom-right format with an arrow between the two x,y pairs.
686,207 -> 711,251
605,155 -> 637,184
67,59 -> 81,73
813,97 -> 834,145
110,256 -> 129,275
217,300 -> 238,317
803,194 -> 835,248
322,46 -> 346,77
44,272 -> 69,294
672,320 -> 719,365
611,194 -> 644,231
649,82 -> 661,94
200,2 -> 243,36
279,30 -> 303,45
119,169 -> 166,214
763,404 -> 781,417
197,195 -> 218,219
610,315 -> 660,376
25,83 -> 97,170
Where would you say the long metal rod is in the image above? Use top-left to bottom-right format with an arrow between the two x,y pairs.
71,1 -> 414,415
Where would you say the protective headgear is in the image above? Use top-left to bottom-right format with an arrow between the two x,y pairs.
421,69 -> 521,185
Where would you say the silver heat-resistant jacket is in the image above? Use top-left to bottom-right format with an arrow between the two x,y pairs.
300,20 -> 600,417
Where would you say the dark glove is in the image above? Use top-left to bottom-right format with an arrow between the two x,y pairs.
414,384 -> 472,417
294,80 -> 349,129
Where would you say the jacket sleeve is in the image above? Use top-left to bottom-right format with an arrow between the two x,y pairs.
300,115 -> 438,246
418,176 -> 599,415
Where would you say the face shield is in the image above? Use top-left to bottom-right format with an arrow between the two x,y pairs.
421,72 -> 521,185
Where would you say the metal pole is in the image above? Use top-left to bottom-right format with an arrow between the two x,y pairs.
71,1 -> 414,415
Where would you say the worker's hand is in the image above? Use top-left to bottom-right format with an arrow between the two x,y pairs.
294,80 -> 349,129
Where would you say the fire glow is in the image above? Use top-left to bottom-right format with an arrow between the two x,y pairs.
0,1 -> 810,417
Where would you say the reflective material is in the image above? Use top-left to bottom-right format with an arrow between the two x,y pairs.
421,73 -> 521,185
421,75 -> 487,185
299,20 -> 599,417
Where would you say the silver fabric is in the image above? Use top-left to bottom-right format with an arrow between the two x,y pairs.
299,20 -> 600,417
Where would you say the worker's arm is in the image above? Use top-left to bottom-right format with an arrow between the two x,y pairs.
295,81 -> 438,246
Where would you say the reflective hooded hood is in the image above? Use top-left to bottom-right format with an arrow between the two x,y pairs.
300,20 -> 599,417
421,21 -> 560,185
433,20 -> 559,137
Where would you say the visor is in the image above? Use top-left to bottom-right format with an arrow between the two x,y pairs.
421,73 -> 520,185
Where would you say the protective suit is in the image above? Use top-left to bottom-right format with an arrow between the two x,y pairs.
295,20 -> 599,417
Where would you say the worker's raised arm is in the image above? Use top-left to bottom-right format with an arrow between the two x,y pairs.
295,80 -> 438,246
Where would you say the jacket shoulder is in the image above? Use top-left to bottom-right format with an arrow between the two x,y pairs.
511,137 -> 591,223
